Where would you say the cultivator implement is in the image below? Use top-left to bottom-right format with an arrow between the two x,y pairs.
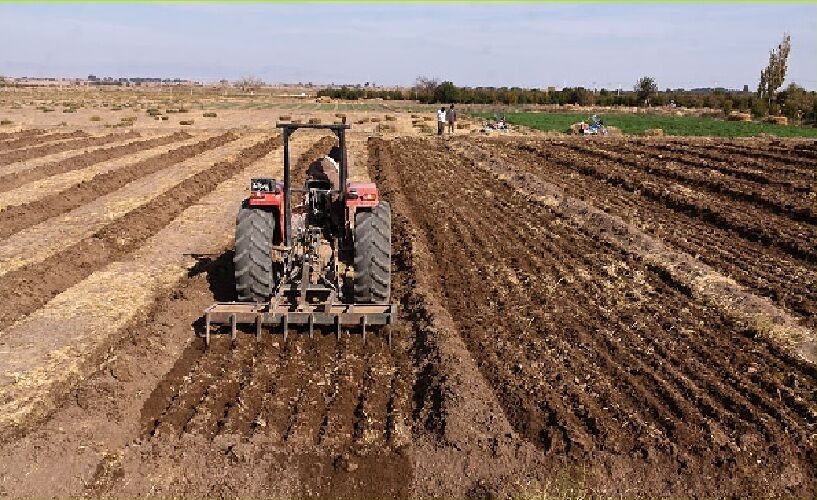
204,301 -> 396,345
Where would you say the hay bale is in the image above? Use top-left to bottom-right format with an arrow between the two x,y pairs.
727,112 -> 752,122
606,126 -> 623,136
90,116 -> 102,122
385,115 -> 397,121
766,116 -> 788,126
419,125 -> 436,134
643,128 -> 664,137
370,116 -> 381,122
0,119 -> 12,126
146,108 -> 161,116
278,115 -> 292,121
411,114 -> 420,119
161,116 -> 169,121
567,123 -> 582,135
308,117 -> 321,124
456,123 -> 470,129
422,116 -> 433,122
412,120 -> 423,127
377,123 -> 396,133
179,119 -> 194,126
335,113 -> 346,119
203,112 -> 217,118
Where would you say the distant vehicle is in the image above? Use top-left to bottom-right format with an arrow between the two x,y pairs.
577,114 -> 608,135
481,113 -> 509,133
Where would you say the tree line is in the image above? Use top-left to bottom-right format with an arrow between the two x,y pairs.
318,81 -> 816,124
317,34 -> 816,125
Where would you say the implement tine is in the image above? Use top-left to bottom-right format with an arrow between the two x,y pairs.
283,314 -> 288,343
255,314 -> 263,342
230,313 -> 237,344
308,314 -> 314,339
336,316 -> 341,341
205,312 -> 211,347
362,316 -> 367,344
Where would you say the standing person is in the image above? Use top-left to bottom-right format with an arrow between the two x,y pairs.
437,106 -> 446,136
446,104 -> 457,134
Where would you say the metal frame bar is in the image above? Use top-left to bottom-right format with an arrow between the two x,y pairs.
205,303 -> 396,325
276,123 -> 350,247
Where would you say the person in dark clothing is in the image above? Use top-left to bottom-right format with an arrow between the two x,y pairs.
446,104 -> 457,133
306,145 -> 343,191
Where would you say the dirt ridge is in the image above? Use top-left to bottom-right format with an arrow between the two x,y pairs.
0,131 -> 190,193
0,134 -> 279,332
0,132 -> 236,240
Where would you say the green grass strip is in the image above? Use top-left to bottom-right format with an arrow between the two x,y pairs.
476,112 -> 817,138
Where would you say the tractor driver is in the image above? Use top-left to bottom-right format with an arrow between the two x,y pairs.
306,145 -> 342,194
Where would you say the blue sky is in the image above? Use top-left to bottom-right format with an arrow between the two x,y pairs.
0,3 -> 814,90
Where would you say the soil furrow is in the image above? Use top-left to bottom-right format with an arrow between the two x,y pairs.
572,140 -> 815,222
526,141 -> 815,262
0,134 -> 280,331
0,131 -> 137,165
466,138 -> 816,320
0,132 -> 234,240
0,131 -> 190,193
0,129 -> 75,150
376,136 -> 816,496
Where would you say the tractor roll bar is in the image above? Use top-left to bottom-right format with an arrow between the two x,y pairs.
276,123 -> 350,247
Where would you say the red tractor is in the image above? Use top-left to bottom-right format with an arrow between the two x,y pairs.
204,123 -> 395,344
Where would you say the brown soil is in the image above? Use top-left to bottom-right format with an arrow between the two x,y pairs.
0,131 -> 813,498
0,129 -> 72,149
0,134 -> 279,332
0,131 -> 138,165
369,137 -> 815,496
0,133 -> 236,240
0,131 -> 190,192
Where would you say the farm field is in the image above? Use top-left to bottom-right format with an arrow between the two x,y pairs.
0,114 -> 814,497
487,111 -> 817,137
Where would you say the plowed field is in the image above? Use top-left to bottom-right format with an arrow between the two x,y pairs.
0,128 -> 813,498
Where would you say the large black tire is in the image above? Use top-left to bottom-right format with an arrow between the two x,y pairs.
234,203 -> 277,303
354,201 -> 391,303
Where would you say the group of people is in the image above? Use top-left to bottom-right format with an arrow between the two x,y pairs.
437,104 -> 457,135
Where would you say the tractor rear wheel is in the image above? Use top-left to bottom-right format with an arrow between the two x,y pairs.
354,201 -> 391,303
234,203 -> 277,303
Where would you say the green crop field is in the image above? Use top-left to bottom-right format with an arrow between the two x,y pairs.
476,112 -> 817,138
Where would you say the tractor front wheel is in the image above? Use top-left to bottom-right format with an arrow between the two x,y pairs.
354,201 -> 392,303
234,203 -> 278,303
